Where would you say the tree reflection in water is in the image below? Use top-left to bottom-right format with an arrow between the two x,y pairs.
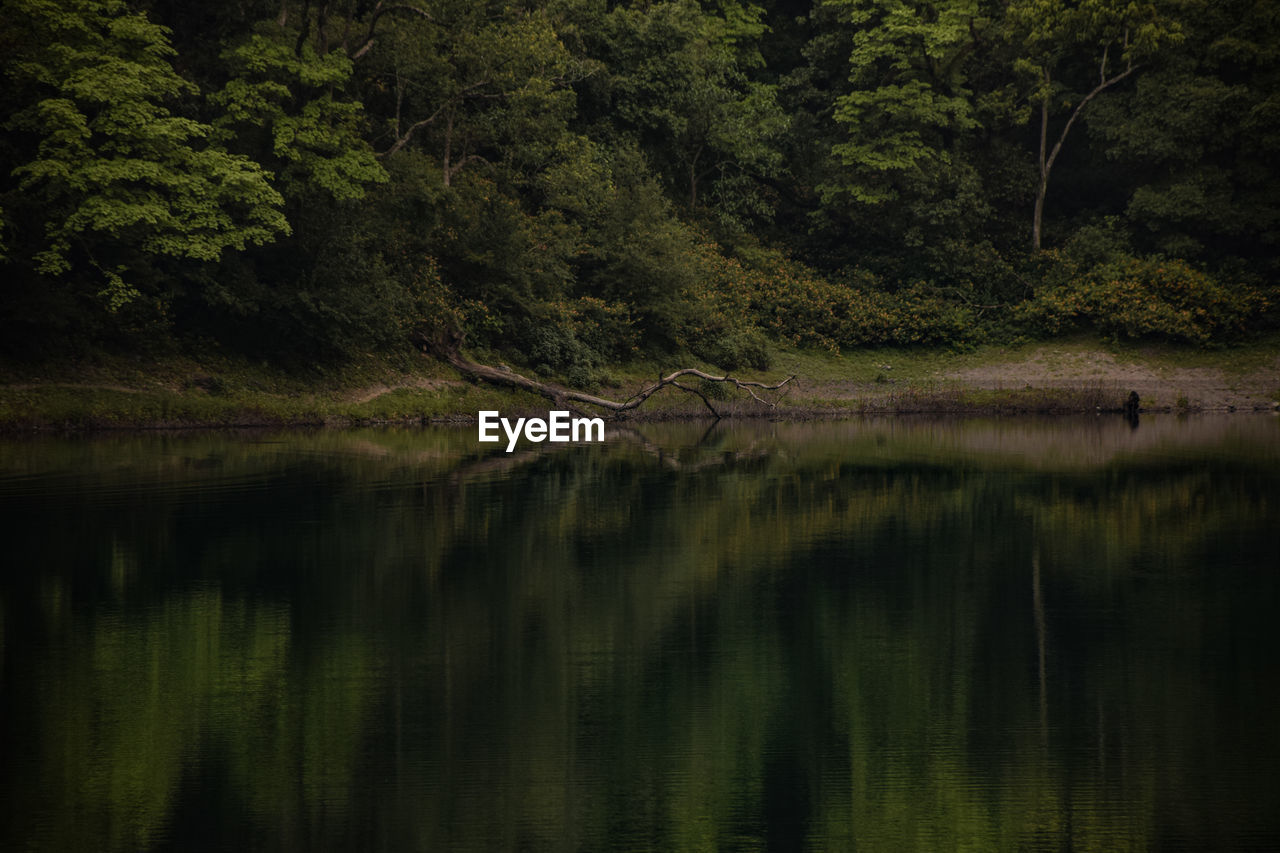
1,416 -> 1277,851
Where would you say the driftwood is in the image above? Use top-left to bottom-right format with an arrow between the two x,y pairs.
423,330 -> 794,419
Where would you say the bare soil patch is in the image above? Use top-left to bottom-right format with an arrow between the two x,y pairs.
807,345 -> 1279,412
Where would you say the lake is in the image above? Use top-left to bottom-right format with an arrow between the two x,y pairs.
1,416 -> 1278,851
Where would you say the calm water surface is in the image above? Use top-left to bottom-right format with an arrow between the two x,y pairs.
1,416 -> 1277,851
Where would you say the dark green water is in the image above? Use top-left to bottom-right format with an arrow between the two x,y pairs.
1,416 -> 1278,851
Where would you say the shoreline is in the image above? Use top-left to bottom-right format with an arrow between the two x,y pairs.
2,385 -> 1275,434
2,339 -> 1277,432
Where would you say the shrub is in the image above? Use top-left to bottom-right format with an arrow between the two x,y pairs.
508,296 -> 640,381
692,327 -> 772,371
843,282 -> 977,347
683,242 -> 981,353
561,296 -> 640,363
1015,255 -> 1267,345
666,243 -> 778,367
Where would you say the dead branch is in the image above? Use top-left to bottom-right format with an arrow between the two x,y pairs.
423,331 -> 794,419
378,81 -> 490,158
350,1 -> 433,61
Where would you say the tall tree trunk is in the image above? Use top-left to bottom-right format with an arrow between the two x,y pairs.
1032,58 -> 1139,251
1033,94 -> 1050,251
442,111 -> 453,187
688,143 -> 703,209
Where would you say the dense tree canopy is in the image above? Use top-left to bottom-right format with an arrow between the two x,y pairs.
1,0 -> 1275,368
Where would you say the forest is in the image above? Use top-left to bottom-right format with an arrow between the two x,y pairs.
2,0 -> 1277,379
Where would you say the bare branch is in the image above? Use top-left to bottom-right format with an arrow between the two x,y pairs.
423,332 -> 794,419
1034,60 -> 1140,249
669,380 -> 721,418
379,103 -> 447,156
445,153 -> 486,181
1043,63 -> 1139,179
377,80 -> 493,157
350,1 -> 433,62
1038,69 -> 1050,180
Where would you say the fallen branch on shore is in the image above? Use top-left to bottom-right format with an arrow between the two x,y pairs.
422,330 -> 794,419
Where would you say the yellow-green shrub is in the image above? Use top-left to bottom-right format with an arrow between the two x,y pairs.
1016,256 -> 1267,345
680,243 -> 979,353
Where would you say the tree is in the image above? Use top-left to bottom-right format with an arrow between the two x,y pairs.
1086,0 -> 1280,261
790,1 -> 1018,290
675,62 -> 787,218
574,0 -> 786,226
211,29 -> 389,202
1,0 -> 288,310
194,6 -> 436,359
366,3 -> 579,187
1006,0 -> 1184,250
825,0 -> 984,205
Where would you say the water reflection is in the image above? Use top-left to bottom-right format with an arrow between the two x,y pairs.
1,417 -> 1278,850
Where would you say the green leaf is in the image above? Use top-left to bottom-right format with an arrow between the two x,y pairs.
4,0 -> 289,291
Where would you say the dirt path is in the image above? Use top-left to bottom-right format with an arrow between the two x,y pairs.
940,347 -> 1278,410
801,346 -> 1279,411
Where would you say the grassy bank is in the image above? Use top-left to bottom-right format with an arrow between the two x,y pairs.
2,336 -> 1278,430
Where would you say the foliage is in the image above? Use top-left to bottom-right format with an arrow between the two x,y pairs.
1,0 -> 1277,365
211,31 -> 387,201
1085,0 -> 1280,261
576,0 -> 787,225
685,243 -> 980,353
1,0 -> 287,309
1016,255 -> 1269,344
513,296 -> 639,381
365,2 -> 579,183
825,0 -> 982,205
